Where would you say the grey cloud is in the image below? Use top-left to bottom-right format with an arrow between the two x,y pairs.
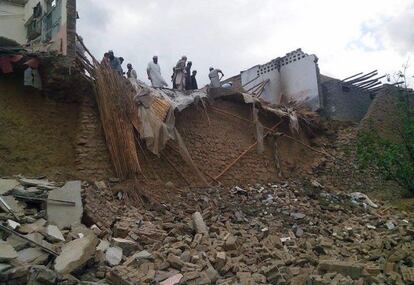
385,6 -> 414,56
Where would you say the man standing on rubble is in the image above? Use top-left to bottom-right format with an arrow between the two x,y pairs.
190,70 -> 198,90
209,67 -> 224,88
147,56 -> 168,88
108,51 -> 123,75
185,61 -> 192,90
172,56 -> 187,90
127,63 -> 137,80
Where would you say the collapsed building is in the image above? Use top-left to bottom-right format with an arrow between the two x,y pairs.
2,2 -> 414,284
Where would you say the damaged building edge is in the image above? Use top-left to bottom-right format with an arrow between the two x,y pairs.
0,0 -> 77,56
239,48 -> 378,122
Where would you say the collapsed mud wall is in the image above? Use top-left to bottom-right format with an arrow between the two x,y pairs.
135,98 -> 321,187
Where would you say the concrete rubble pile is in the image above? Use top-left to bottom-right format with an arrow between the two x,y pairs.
80,179 -> 413,285
0,177 -> 110,285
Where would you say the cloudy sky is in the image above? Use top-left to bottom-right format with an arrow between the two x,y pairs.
77,0 -> 414,86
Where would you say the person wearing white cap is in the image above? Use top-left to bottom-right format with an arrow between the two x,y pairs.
146,56 -> 168,88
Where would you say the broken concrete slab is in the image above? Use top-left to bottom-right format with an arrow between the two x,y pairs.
18,178 -> 57,190
112,238 -> 139,256
18,219 -> 47,234
54,233 -> 98,274
106,247 -> 123,266
44,225 -> 65,242
7,234 -> 30,251
0,243 -> 18,262
0,263 -> 13,273
192,211 -> 208,234
27,265 -> 57,285
17,248 -> 48,265
0,196 -> 25,216
13,186 -> 44,197
7,219 -> 20,230
47,181 -> 82,229
96,240 -> 110,252
0,179 -> 20,195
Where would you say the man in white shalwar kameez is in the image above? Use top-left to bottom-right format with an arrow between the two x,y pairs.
208,67 -> 224,88
172,56 -> 187,90
147,56 -> 168,88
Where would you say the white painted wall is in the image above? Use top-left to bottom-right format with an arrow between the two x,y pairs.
0,2 -> 26,44
241,50 -> 320,110
280,54 -> 320,109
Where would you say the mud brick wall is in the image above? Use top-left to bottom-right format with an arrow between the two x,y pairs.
75,95 -> 114,181
137,99 -> 318,187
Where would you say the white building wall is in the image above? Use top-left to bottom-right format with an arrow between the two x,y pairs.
0,2 -> 26,44
279,53 -> 320,109
241,49 -> 321,110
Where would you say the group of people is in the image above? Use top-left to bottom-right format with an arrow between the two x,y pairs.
171,56 -> 198,90
101,51 -> 225,90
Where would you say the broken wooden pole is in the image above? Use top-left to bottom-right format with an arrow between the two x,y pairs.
282,134 -> 335,159
341,72 -> 363,82
346,70 -> 378,84
214,121 -> 283,180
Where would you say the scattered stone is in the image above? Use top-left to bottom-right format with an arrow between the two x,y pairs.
290,212 -> 306,220
215,251 -> 226,270
167,254 -> 184,270
0,243 -> 18,262
90,224 -> 102,236
350,192 -> 378,208
17,248 -> 48,265
0,196 -> 25,216
295,227 -> 304,237
134,250 -> 154,261
318,260 -> 363,279
44,225 -> 65,242
160,273 -> 183,285
165,181 -> 175,189
18,178 -> 56,190
385,221 -> 395,230
192,211 -> 209,234
19,219 -> 47,234
54,233 -> 98,274
0,179 -> 19,195
7,219 -> 20,230
27,265 -> 57,285
224,235 -> 238,250
400,265 -> 414,283
47,181 -> 83,229
112,237 -> 139,256
106,247 -> 123,266
0,263 -> 13,273
96,240 -> 110,252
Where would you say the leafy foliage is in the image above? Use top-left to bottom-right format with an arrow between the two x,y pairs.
357,91 -> 414,193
